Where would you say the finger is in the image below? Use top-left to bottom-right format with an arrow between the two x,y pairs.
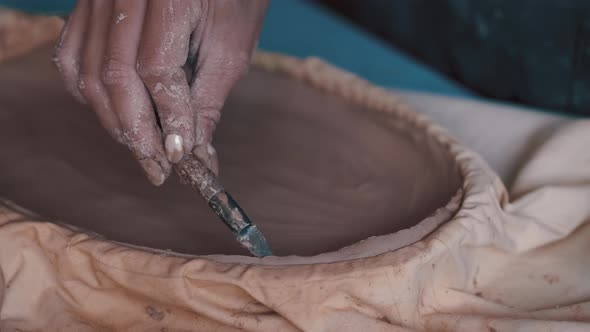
137,0 -> 199,164
188,1 -> 268,175
53,0 -> 90,103
191,142 -> 219,178
188,53 -> 253,175
102,0 -> 171,186
190,56 -> 247,176
77,0 -> 124,144
189,45 -> 249,176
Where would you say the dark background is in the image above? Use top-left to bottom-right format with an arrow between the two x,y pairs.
317,0 -> 590,116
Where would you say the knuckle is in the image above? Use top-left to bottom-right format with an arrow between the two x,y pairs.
137,60 -> 189,93
193,97 -> 224,113
101,58 -> 137,87
136,60 -> 169,81
194,102 -> 223,122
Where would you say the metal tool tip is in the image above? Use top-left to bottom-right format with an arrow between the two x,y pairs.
236,225 -> 273,257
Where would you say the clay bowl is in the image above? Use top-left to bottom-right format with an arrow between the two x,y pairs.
0,49 -> 462,257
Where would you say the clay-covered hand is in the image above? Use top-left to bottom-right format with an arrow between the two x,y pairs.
53,0 -> 268,185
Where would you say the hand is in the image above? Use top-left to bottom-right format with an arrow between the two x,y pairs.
54,0 -> 268,185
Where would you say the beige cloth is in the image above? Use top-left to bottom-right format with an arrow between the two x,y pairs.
0,51 -> 589,331
398,91 -> 569,186
0,9 -> 63,63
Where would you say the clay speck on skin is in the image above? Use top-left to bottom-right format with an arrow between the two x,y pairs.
117,82 -> 161,160
175,156 -> 223,200
153,82 -> 164,93
153,82 -> 188,102
0,49 -> 461,256
165,116 -> 191,131
115,13 -> 128,25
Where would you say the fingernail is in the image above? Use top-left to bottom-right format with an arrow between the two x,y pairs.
193,145 -> 215,174
207,143 -> 216,156
143,159 -> 166,186
165,134 -> 184,163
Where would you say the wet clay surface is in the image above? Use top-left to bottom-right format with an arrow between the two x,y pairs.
0,49 -> 461,256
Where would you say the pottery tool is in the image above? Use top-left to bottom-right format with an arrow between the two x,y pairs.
174,155 -> 273,257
